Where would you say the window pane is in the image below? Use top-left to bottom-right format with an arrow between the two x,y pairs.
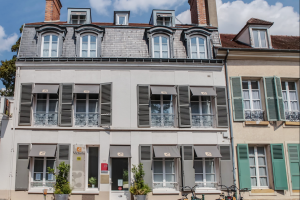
191,102 -> 199,114
195,174 -> 203,182
36,100 -> 47,112
166,174 -> 175,182
82,36 -> 88,43
90,36 -> 96,43
162,51 -> 168,58
249,147 -> 255,155
281,82 -> 286,90
201,102 -> 211,114
46,160 -> 55,181
72,20 -> 78,24
191,44 -> 197,52
154,174 -> 163,182
206,174 -> 215,182
199,45 -> 205,52
260,177 -> 268,186
77,94 -> 86,99
250,167 -> 256,176
153,161 -> 163,173
151,101 -> 161,114
88,147 -> 99,188
288,82 -> 296,90
76,100 -> 86,112
162,43 -> 168,51
90,43 -> 96,50
243,90 -> 250,99
49,100 -> 58,112
259,167 -> 267,176
289,91 -> 297,101
163,95 -> 172,101
253,30 -> 259,47
252,100 -> 261,109
90,50 -> 96,57
260,31 -> 267,47
282,91 -> 287,101
191,37 -> 197,45
82,50 -> 88,57
242,81 -> 249,89
89,100 -> 98,112
161,37 -> 168,44
154,37 -> 159,43
257,147 -> 265,155
165,161 -> 174,173
80,15 -> 86,20
252,90 -> 260,100
163,102 -> 173,114
37,94 -> 47,99
194,161 -> 203,173
151,95 -> 160,101
119,16 -> 125,25
51,49 -> 57,57
251,81 -> 259,89
198,38 -> 204,45
34,173 -> 43,181
249,157 -> 255,165
44,35 -> 50,42
200,53 -> 205,59
52,42 -> 57,51
80,20 -> 85,24
290,101 -> 298,110
205,160 -> 214,173
251,177 -> 257,186
154,51 -> 160,58
72,15 -> 78,19
49,94 -> 58,99
244,100 -> 251,109
192,52 -> 197,59
82,42 -> 88,50
258,157 -> 266,166
43,49 -> 49,57
154,42 -> 160,51
89,94 -> 98,99
157,17 -> 163,25
34,159 -> 44,172
52,35 -> 58,42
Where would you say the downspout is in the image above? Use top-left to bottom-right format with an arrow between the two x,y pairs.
224,50 -> 237,192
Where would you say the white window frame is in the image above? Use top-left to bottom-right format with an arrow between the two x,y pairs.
116,14 -> 128,25
249,146 -> 269,189
190,36 -> 207,59
85,145 -> 100,190
41,34 -> 59,57
80,34 -> 97,57
252,29 -> 268,48
35,94 -> 58,114
156,16 -> 172,26
191,96 -> 212,115
31,157 -> 56,188
194,158 -> 217,188
71,15 -> 86,24
152,158 -> 177,189
242,80 -> 262,111
282,81 -> 299,112
150,94 -> 174,127
152,35 -> 170,58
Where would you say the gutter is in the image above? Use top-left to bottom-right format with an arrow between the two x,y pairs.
217,47 -> 300,53
224,50 -> 237,191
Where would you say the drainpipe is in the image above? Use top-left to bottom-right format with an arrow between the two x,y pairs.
224,50 -> 237,193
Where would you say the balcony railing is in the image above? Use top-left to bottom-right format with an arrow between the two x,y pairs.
75,112 -> 99,127
153,182 -> 178,190
245,110 -> 264,121
31,181 -> 55,187
195,182 -> 218,188
33,112 -> 58,127
192,114 -> 214,127
285,111 -> 300,122
151,114 -> 175,127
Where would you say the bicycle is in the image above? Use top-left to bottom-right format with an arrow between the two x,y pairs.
218,185 -> 248,200
181,185 -> 205,200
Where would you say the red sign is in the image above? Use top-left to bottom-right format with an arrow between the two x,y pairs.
118,187 -> 122,190
101,163 -> 108,172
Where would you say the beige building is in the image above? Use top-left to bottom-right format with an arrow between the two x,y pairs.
216,18 -> 300,200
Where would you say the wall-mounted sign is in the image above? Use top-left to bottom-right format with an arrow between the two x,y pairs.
201,92 -> 208,95
164,152 -> 171,157
77,157 -> 81,161
161,91 -> 167,94
42,89 -> 48,93
205,152 -> 212,156
84,90 -> 90,93
101,163 -> 108,173
118,179 -> 123,186
73,145 -> 85,154
117,152 -> 124,157
39,151 -> 46,156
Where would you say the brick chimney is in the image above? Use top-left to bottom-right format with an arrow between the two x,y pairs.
44,0 -> 62,22
188,0 -> 218,27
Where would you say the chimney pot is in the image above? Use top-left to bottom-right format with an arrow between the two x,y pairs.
44,0 -> 62,22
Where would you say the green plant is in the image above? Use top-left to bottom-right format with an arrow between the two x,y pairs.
47,162 -> 72,194
129,163 -> 151,195
89,177 -> 97,185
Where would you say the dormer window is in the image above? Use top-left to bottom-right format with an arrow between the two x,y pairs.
42,34 -> 58,57
153,35 -> 169,58
150,10 -> 175,27
157,14 -> 172,26
71,13 -> 86,24
68,9 -> 91,24
114,11 -> 130,26
253,29 -> 268,48
190,36 -> 207,59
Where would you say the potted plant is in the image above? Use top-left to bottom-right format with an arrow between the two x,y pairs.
89,177 -> 97,188
129,163 -> 151,200
48,162 -> 72,200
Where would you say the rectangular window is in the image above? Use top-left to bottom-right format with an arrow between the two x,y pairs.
249,146 -> 269,188
157,16 -> 171,26
72,15 -> 86,24
32,157 -> 56,187
150,94 -> 174,127
116,14 -> 128,25
34,94 -> 58,126
242,80 -> 263,121
75,94 -> 99,127
253,30 -> 268,48
153,158 -> 176,189
282,81 -> 299,121
87,146 -> 99,189
195,158 -> 216,188
191,96 -> 213,127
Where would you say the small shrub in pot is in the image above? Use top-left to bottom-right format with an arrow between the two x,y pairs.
129,164 -> 151,200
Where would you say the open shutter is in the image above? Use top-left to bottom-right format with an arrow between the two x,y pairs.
59,83 -> 73,126
230,77 -> 244,121
139,145 -> 152,189
264,77 -> 279,121
274,77 -> 285,121
100,83 -> 112,126
288,144 -> 300,190
137,85 -> 150,127
15,144 -> 30,191
56,144 -> 71,181
19,83 -> 33,125
182,145 -> 195,191
216,87 -> 228,127
237,144 -> 251,190
270,144 -> 288,190
177,85 -> 191,127
219,145 -> 234,188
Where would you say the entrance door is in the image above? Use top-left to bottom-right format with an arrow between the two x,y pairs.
111,158 -> 130,200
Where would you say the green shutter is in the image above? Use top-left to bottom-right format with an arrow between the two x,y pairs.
274,77 -> 285,121
230,77 -> 244,121
288,144 -> 300,190
237,144 -> 251,190
270,144 -> 288,190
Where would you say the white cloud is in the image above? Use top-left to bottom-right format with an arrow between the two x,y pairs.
176,0 -> 299,36
175,9 -> 191,24
89,0 -> 112,15
0,26 -> 18,52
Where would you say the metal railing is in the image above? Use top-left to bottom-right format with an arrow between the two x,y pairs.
192,114 -> 214,127
285,111 -> 300,122
195,182 -> 218,188
151,114 -> 175,127
31,181 -> 55,187
244,110 -> 264,121
75,112 -> 99,127
153,182 -> 178,190
33,112 -> 58,127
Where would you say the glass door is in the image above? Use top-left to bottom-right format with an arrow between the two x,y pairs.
111,158 -> 129,191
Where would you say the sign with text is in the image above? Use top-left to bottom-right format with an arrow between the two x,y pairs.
73,145 -> 86,155
101,163 -> 108,173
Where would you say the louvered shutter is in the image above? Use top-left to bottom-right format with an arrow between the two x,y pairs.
237,144 -> 251,190
137,85 -> 150,127
139,145 -> 152,189
177,85 -> 191,127
219,145 -> 234,188
288,144 -> 300,190
230,77 -> 244,121
216,87 -> 228,127
56,144 -> 71,181
270,144 -> 288,190
182,145 -> 195,191
264,77 -> 279,121
15,144 -> 30,191
19,83 -> 33,125
59,84 -> 73,126
100,83 -> 112,126
274,77 -> 285,121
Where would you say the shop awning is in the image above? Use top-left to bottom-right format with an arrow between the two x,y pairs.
190,87 -> 216,96
29,145 -> 57,157
32,85 -> 59,94
110,146 -> 131,158
151,86 -> 177,95
194,146 -> 222,158
153,146 -> 181,158
74,85 -> 100,94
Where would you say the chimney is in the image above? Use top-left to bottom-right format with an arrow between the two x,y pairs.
188,0 -> 218,27
44,0 -> 62,22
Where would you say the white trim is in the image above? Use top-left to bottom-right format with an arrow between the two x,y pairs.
152,35 -> 170,58
190,36 -> 207,59
41,34 -> 59,57
152,158 -> 177,189
71,14 -> 86,24
80,34 -> 97,57
116,14 -> 128,25
242,80 -> 262,111
156,15 -> 172,26
152,189 -> 179,194
194,158 -> 217,188
252,29 -> 269,48
282,81 -> 299,112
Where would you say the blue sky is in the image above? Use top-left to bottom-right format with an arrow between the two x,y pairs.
0,0 -> 299,89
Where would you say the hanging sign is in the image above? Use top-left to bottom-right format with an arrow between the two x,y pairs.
101,163 -> 108,173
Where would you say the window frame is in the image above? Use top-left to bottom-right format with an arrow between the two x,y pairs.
75,93 -> 99,115
85,145 -> 100,190
80,34 -> 97,57
282,81 -> 299,112
35,94 -> 59,114
152,158 -> 177,189
252,29 -> 268,48
191,96 -> 212,115
41,34 -> 59,57
190,36 -> 207,59
116,14 -> 128,25
150,94 -> 174,127
31,157 -> 56,188
152,35 -> 170,58
194,158 -> 217,188
71,14 -> 86,24
156,16 -> 172,26
242,80 -> 263,111
248,146 -> 269,189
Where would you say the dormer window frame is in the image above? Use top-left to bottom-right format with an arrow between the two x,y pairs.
152,34 -> 170,58
116,14 -> 128,25
41,33 -> 59,57
80,34 -> 97,58
71,13 -> 87,24
249,26 -> 272,49
156,14 -> 172,26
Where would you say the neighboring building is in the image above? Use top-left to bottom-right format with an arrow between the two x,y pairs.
0,0 -> 234,200
216,18 -> 300,200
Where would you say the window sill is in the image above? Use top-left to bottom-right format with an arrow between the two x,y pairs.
72,190 -> 99,194
152,189 -> 180,195
28,189 -> 54,194
285,121 -> 300,126
195,189 -> 221,194
249,189 -> 276,196
245,121 -> 269,126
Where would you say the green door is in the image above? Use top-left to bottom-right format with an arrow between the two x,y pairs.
288,144 -> 300,190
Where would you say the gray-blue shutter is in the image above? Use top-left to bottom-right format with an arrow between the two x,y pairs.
15,144 -> 30,191
216,87 -> 228,127
56,144 -> 71,181
264,77 -> 279,121
100,83 -> 112,126
230,77 -> 244,121
59,84 -> 73,126
181,145 -> 195,191
274,77 -> 285,121
137,85 -> 150,128
19,83 -> 33,125
177,85 -> 191,127
219,145 -> 234,189
139,145 -> 153,189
